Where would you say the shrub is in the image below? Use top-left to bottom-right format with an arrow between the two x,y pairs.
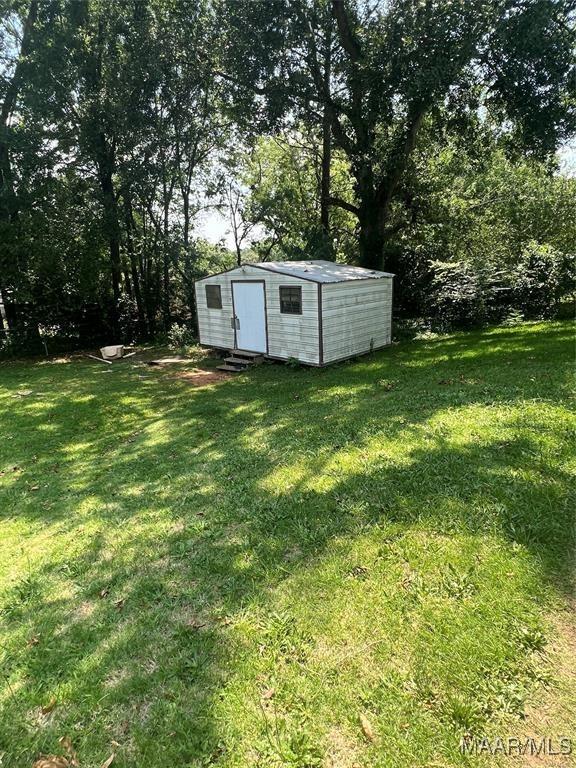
425,246 -> 574,331
501,309 -> 525,327
168,322 -> 196,351
511,242 -> 575,319
426,261 -> 508,331
117,293 -> 140,344
0,327 -> 45,359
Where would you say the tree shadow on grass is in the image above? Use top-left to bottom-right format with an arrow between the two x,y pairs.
0,322 -> 574,765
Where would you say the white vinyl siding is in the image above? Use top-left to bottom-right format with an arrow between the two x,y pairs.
195,274 -> 235,349
196,264 -> 392,366
195,265 -> 320,364
321,278 -> 392,363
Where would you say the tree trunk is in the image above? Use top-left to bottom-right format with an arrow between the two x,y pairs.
352,159 -> 386,270
0,141 -> 16,223
357,208 -> 385,270
163,250 -> 170,329
320,22 -> 332,257
320,109 -> 331,236
80,10 -> 123,336
162,248 -> 170,330
359,216 -> 384,270
187,273 -> 197,334
0,0 -> 38,223
144,255 -> 157,337
95,136 -> 122,334
162,175 -> 171,331
123,193 -> 147,337
183,190 -> 190,249
124,269 -> 132,296
0,286 -> 8,332
181,191 -> 198,327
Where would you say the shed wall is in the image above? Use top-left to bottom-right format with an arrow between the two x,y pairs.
321,278 -> 392,363
196,265 -> 320,364
195,273 -> 235,350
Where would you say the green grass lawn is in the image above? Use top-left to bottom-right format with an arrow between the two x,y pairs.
0,321 -> 574,768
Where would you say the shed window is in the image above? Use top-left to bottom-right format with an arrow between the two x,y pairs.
205,284 -> 222,309
279,286 -> 302,314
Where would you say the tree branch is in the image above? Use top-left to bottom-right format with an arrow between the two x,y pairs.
383,219 -> 409,237
378,103 -> 427,209
331,0 -> 361,62
0,0 -> 38,126
288,0 -> 357,157
214,69 -> 268,96
328,196 -> 359,215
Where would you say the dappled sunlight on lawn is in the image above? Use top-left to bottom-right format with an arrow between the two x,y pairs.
0,322 -> 574,767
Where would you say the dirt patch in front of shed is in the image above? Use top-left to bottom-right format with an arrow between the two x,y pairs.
171,368 -> 232,387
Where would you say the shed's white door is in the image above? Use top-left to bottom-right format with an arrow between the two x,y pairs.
232,281 -> 267,353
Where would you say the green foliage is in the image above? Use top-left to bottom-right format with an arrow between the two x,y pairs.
191,238 -> 236,278
243,133 -> 356,262
387,141 -> 576,325
167,322 -> 196,351
0,0 -> 574,346
1,0 -> 230,344
511,242 -> 575,319
219,0 -> 575,267
426,244 -> 574,332
235,129 -> 574,329
426,261 -> 502,330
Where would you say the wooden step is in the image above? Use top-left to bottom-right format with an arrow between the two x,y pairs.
229,349 -> 264,361
224,356 -> 250,367
216,364 -> 245,373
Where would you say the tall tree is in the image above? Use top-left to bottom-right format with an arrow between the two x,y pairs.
141,0 -> 227,324
0,0 -> 38,331
220,0 -> 576,269
7,0 -> 225,339
241,131 -> 357,262
71,0 -> 159,331
0,0 -> 37,223
318,4 -> 333,254
18,0 -> 159,333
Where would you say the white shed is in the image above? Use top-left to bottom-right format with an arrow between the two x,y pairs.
194,260 -> 394,367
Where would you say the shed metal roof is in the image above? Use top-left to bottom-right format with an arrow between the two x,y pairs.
251,260 -> 394,283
